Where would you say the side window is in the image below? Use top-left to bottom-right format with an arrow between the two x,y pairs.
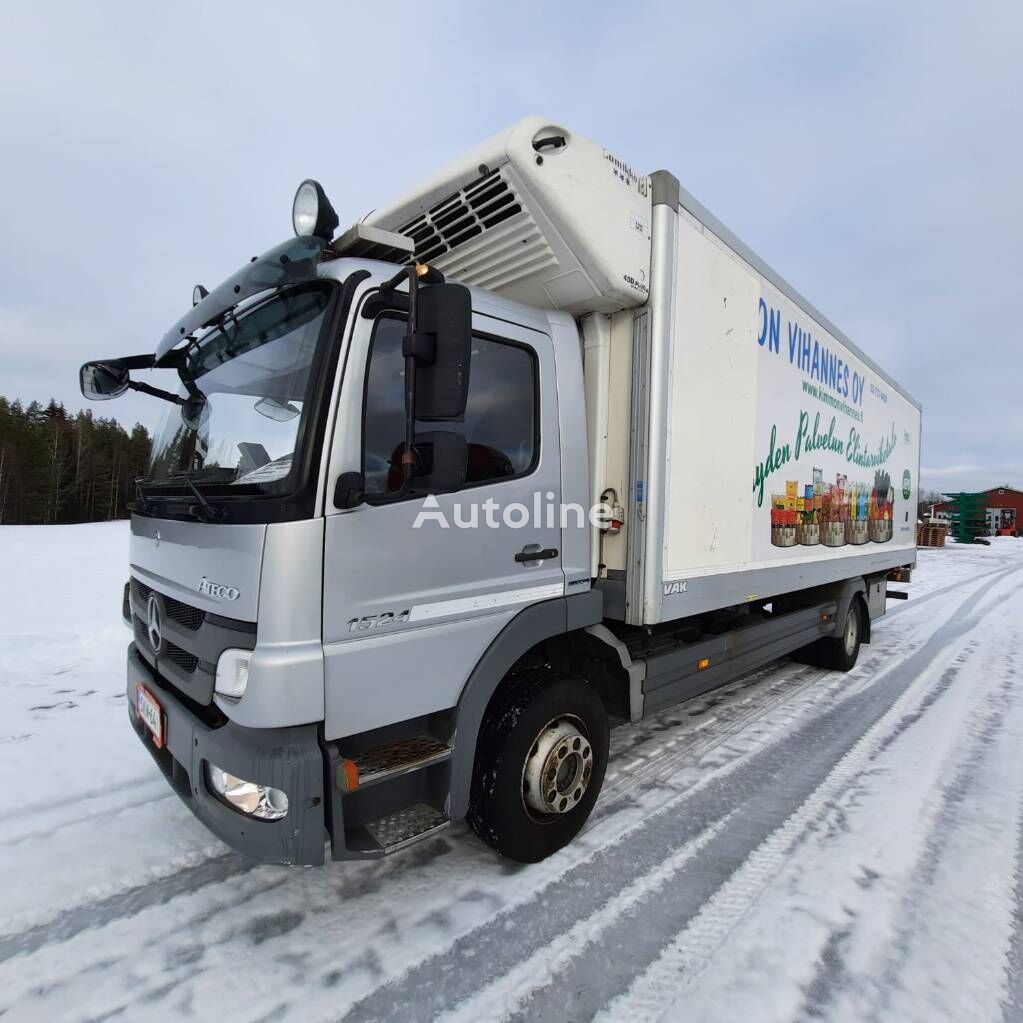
363,317 -> 538,495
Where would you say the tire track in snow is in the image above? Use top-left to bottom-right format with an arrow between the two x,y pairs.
796,637 -> 993,1020
595,587 -> 1023,1023
595,560 -> 1021,843
3,774 -> 162,825
432,814 -> 735,1023
0,853 -> 256,965
594,561 -> 1018,828
519,641 -> 991,1023
3,555 -> 1018,1020
1008,802 -> 1023,1023
341,565 -> 1015,1023
0,788 -> 175,848
797,622 -> 1023,1023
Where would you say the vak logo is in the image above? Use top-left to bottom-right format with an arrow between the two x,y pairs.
663,580 -> 688,596
902,469 -> 912,500
198,577 -> 241,601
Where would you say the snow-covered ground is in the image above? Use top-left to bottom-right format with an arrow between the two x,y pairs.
1,524 -> 1022,1023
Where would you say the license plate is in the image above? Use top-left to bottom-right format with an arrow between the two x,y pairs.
135,683 -> 164,748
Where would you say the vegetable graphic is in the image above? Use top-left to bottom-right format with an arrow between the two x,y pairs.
874,469 -> 891,509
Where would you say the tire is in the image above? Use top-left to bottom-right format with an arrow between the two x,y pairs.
793,597 -> 864,672
468,670 -> 609,863
821,598 -> 864,671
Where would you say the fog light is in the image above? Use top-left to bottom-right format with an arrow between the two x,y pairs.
215,649 -> 250,700
206,764 -> 289,821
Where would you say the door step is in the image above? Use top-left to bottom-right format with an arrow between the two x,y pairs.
351,734 -> 451,787
365,803 -> 450,853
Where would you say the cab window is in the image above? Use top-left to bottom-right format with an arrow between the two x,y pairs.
363,317 -> 538,494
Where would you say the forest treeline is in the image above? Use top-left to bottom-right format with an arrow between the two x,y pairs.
0,396 -> 152,524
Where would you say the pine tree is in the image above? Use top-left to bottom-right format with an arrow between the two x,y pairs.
0,394 -> 153,524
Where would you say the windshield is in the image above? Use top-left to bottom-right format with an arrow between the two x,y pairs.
148,283 -> 332,490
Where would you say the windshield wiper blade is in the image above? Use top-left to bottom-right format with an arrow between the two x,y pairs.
130,476 -> 155,515
167,473 -> 224,523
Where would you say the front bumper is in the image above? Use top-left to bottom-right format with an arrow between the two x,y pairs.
126,643 -> 327,865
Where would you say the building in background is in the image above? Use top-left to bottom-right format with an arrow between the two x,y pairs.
932,486 -> 1021,536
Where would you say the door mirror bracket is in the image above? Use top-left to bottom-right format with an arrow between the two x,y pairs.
334,471 -> 366,510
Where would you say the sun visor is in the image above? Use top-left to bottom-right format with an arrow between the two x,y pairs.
155,236 -> 329,362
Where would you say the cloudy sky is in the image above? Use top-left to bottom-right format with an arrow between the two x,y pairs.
1,1 -> 1019,492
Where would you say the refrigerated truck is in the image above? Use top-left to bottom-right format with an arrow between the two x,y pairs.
81,117 -> 920,864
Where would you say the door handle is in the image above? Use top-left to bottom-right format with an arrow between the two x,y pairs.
515,546 -> 559,564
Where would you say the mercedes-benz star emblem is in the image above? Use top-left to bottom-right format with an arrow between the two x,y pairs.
146,594 -> 163,654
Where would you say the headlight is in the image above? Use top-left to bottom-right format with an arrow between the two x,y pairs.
206,764 -> 289,821
215,649 -> 250,700
292,178 -> 339,240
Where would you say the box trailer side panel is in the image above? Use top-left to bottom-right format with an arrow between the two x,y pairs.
644,200 -> 921,624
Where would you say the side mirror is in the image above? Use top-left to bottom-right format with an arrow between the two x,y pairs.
80,360 -> 130,401
414,283 -> 471,421
180,395 -> 209,431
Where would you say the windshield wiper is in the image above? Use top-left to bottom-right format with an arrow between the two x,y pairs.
167,473 -> 225,523
130,476 -> 156,516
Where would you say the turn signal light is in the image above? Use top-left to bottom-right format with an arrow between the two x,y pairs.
336,758 -> 360,793
697,658 -> 711,670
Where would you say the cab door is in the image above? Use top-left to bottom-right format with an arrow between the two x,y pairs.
322,302 -> 564,739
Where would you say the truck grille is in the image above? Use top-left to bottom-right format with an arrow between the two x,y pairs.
131,579 -> 205,630
164,644 -> 199,674
128,574 -> 255,706
132,614 -> 198,674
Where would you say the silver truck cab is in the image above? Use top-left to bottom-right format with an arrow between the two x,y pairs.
89,217 -> 603,865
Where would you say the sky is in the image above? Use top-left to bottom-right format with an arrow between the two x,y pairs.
1,1 -> 1020,493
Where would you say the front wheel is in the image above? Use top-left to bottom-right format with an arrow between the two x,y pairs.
468,672 -> 609,863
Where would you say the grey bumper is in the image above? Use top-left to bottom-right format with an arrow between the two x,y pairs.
126,643 -> 327,865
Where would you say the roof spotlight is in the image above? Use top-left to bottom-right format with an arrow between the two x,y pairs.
292,179 -> 339,240
192,284 -> 209,307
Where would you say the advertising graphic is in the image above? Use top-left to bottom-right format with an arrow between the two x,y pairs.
768,468 -> 894,549
750,280 -> 919,564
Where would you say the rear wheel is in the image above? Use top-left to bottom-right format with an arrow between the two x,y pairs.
793,597 -> 864,672
468,671 -> 609,863
818,598 -> 864,671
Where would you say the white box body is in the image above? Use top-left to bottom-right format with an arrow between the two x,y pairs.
624,188 -> 921,625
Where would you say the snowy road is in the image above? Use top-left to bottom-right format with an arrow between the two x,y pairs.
2,524 -> 1022,1022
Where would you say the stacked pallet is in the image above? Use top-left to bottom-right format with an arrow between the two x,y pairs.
917,522 -> 948,548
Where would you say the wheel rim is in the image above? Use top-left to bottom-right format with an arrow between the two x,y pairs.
521,716 -> 593,819
843,607 -> 859,655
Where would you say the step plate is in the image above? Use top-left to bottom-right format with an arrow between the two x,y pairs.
353,735 -> 451,785
366,804 -> 449,853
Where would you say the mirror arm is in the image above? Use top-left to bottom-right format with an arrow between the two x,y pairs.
397,264 -> 421,498
369,264 -> 422,505
337,262 -> 463,511
127,380 -> 185,405
338,266 -> 422,510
